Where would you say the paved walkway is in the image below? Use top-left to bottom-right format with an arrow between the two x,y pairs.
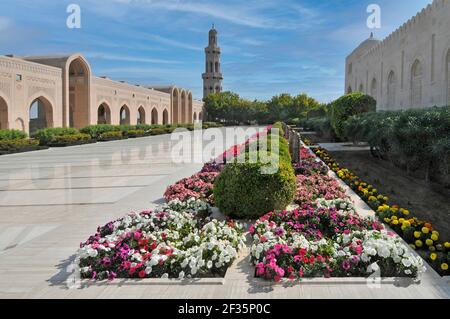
0,131 -> 448,299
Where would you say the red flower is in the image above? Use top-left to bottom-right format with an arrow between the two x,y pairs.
274,275 -> 281,282
138,270 -> 146,278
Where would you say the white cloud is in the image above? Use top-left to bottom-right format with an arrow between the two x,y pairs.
84,52 -> 182,64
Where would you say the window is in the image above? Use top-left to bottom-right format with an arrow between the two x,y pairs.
15,74 -> 22,82
387,71 -> 396,109
411,60 -> 423,108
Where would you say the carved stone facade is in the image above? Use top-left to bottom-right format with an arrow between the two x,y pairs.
345,0 -> 450,110
0,53 -> 203,133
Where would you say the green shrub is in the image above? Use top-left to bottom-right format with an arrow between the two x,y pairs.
98,131 -> 123,141
149,128 -> 168,136
127,130 -> 146,138
31,127 -> 79,145
330,93 -> 376,139
0,139 -> 41,154
214,128 -> 296,219
80,125 -> 120,139
50,133 -> 93,146
0,129 -> 27,140
135,124 -> 154,132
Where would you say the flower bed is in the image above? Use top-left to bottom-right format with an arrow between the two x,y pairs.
249,145 -> 426,281
312,146 -> 449,276
77,199 -> 246,280
77,126 -> 272,281
164,172 -> 219,205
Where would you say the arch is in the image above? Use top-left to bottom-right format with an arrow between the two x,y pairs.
151,108 -> 158,125
215,61 -> 219,73
163,109 -> 169,125
172,89 -> 179,124
97,103 -> 111,124
193,112 -> 197,122
15,118 -> 25,132
446,49 -> 450,106
387,71 -> 396,109
181,90 -> 187,124
29,96 -> 54,134
68,56 -> 90,128
199,111 -> 203,121
120,105 -> 130,125
137,106 -> 146,125
370,78 -> 378,99
188,92 -> 193,124
0,96 -> 8,130
411,59 -> 423,108
347,86 -> 352,94
358,83 -> 364,93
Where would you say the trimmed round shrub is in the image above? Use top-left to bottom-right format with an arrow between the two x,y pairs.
214,129 -> 296,219
330,93 -> 376,139
214,158 -> 296,219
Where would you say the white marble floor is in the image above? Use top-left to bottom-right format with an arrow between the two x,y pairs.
0,132 -> 448,299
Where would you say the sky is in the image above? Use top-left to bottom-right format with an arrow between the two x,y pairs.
0,0 -> 433,102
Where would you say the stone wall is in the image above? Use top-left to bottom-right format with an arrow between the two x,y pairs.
345,0 -> 450,110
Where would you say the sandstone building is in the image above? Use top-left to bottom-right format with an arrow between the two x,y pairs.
202,25 -> 223,99
0,53 -> 204,134
345,0 -> 450,110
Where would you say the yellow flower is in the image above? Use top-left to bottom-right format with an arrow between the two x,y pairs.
432,231 -> 439,236
368,196 -> 376,201
430,253 -> 437,261
431,234 -> 439,241
444,242 -> 450,249
422,227 -> 430,234
415,240 -> 423,248
384,218 -> 391,223
402,221 -> 411,227
426,239 -> 434,246
403,210 -> 410,216
391,216 -> 398,220
414,231 -> 421,239
392,220 -> 399,225
383,196 -> 389,202
399,218 -> 405,223
441,263 -> 449,271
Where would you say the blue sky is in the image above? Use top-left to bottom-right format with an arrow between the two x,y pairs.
0,0 -> 433,102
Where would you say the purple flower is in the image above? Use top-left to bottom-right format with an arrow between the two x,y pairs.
342,260 -> 351,271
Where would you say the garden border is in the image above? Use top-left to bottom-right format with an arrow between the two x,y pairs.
300,141 -> 444,281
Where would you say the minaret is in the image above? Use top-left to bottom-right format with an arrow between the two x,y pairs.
202,24 -> 223,99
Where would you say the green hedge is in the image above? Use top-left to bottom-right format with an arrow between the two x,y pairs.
0,139 -> 42,155
98,131 -> 123,141
127,130 -> 146,138
49,134 -> 93,147
214,122 -> 296,219
340,106 -> 450,184
0,129 -> 27,140
80,125 -> 121,139
329,93 -> 376,139
31,128 -> 79,145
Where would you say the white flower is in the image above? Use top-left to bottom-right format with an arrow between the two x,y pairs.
402,258 -> 412,268
178,271 -> 185,279
191,267 -> 198,275
161,273 -> 169,279
207,261 -> 213,269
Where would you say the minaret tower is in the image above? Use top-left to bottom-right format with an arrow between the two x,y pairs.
202,24 -> 223,99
